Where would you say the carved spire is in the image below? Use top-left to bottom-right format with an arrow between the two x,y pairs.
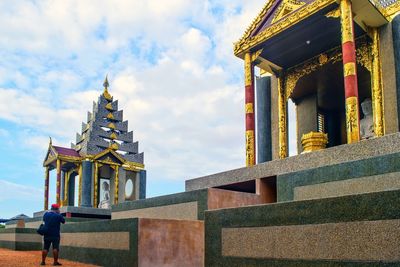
102,75 -> 112,101
103,74 -> 109,89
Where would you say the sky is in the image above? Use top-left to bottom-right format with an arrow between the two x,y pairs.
0,0 -> 297,219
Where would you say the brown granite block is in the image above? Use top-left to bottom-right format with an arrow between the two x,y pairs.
138,218 -> 204,267
207,188 -> 262,210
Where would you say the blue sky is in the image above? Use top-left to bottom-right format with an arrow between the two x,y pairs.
0,0 -> 297,219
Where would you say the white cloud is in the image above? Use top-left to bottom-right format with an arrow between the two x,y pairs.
0,0 -> 298,188
0,180 -> 42,202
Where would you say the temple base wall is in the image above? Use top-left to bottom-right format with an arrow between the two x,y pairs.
186,133 -> 400,191
0,228 -> 42,251
57,218 -> 204,267
205,189 -> 400,266
111,188 -> 262,221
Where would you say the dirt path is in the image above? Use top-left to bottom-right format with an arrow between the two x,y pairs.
0,248 -> 100,267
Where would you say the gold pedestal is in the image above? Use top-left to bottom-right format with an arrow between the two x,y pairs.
301,132 -> 328,153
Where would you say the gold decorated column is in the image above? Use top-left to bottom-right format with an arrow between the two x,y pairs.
371,27 -> 385,136
93,162 -> 99,208
340,0 -> 361,143
63,170 -> 70,207
44,167 -> 49,210
56,159 -> 61,205
278,75 -> 288,159
114,166 -> 119,204
244,52 -> 256,166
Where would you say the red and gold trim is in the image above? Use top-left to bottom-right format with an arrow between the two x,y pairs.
244,52 -> 256,166
56,159 -> 61,205
340,0 -> 360,143
278,76 -> 287,159
277,74 -> 288,159
93,162 -> 99,208
371,27 -> 385,137
44,167 -> 49,210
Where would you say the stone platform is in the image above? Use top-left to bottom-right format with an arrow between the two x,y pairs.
5,217 -> 100,230
0,228 -> 42,251
58,218 -> 204,267
33,206 -> 111,219
205,189 -> 400,266
112,188 -> 263,220
186,133 -> 400,191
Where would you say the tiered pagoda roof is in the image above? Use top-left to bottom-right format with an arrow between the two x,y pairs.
71,76 -> 144,165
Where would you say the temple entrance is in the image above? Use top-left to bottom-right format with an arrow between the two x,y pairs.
292,59 -> 371,152
97,165 -> 114,209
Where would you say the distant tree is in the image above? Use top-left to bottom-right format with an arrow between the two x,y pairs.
0,224 -> 5,229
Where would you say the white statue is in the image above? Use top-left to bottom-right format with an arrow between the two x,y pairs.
98,181 -> 111,209
360,98 -> 374,140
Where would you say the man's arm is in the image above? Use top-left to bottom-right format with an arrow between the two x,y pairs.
60,215 -> 65,224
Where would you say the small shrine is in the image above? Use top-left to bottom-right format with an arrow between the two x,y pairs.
42,76 -> 146,210
235,0 -> 400,165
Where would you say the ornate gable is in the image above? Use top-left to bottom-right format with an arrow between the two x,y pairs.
43,144 -> 57,166
271,0 -> 306,24
234,0 -> 335,57
93,149 -> 126,165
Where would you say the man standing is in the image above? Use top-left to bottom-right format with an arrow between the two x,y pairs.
41,204 -> 65,266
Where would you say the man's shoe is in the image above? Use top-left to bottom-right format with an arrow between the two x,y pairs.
40,262 -> 45,265
53,263 -> 62,266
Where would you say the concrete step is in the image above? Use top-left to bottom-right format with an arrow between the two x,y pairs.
186,133 -> 400,191
112,188 -> 263,221
0,228 -> 42,251
5,216 -> 101,230
278,151 -> 400,202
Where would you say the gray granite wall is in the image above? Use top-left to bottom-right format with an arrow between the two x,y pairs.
81,160 -> 92,207
256,75 -> 272,163
392,15 -> 400,131
205,189 -> 400,266
381,21 -> 399,133
139,170 -> 146,199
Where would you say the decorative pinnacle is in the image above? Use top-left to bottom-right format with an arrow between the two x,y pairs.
49,136 -> 52,145
103,75 -> 109,90
102,74 -> 112,101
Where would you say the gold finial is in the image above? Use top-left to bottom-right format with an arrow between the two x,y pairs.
102,75 -> 112,101
103,74 -> 109,89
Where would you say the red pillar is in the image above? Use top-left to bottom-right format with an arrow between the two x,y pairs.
244,52 -> 256,166
340,0 -> 360,143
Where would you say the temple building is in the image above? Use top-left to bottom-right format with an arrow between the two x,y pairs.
2,1 -> 400,266
236,0 -> 400,165
42,77 -> 146,211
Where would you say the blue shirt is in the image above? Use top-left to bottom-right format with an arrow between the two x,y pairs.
43,211 -> 65,238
